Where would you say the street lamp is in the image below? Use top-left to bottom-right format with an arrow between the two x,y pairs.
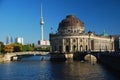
0,44 -> 1,54
88,31 -> 91,63
109,35 -> 112,52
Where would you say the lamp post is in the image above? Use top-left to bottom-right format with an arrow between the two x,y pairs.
110,35 -> 112,52
88,31 -> 91,63
0,44 -> 1,54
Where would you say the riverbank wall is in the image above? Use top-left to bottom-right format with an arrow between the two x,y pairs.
0,54 -> 4,62
50,53 -> 74,61
99,53 -> 120,72
50,53 -> 66,61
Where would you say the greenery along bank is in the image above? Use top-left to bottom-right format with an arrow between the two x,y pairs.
0,42 -> 50,53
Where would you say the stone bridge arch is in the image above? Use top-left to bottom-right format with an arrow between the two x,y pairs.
73,52 -> 100,62
84,54 -> 97,63
3,53 -> 17,61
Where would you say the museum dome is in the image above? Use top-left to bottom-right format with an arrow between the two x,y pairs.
58,15 -> 85,34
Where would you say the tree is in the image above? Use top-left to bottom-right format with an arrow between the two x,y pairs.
3,44 -> 14,53
13,43 -> 22,52
14,46 -> 21,52
34,46 -> 50,51
0,41 -> 5,53
22,44 -> 34,51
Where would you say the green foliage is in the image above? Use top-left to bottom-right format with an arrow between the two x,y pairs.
14,46 -> 21,52
0,42 -> 36,53
22,44 -> 34,51
13,43 -> 22,52
35,46 -> 50,51
0,42 -> 50,53
3,44 -> 14,53
0,41 -> 5,53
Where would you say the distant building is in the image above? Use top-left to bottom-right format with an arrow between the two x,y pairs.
6,36 -> 13,44
50,15 -> 114,53
15,37 -> 24,44
38,40 -> 50,46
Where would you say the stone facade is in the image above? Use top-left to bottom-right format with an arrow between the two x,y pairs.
50,15 -> 114,53
113,35 -> 120,51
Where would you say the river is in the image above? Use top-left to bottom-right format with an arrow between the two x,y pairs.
0,55 -> 119,80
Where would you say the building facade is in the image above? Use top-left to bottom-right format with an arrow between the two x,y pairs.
50,15 -> 114,53
38,40 -> 50,46
113,35 -> 120,51
15,37 -> 24,45
6,36 -> 13,44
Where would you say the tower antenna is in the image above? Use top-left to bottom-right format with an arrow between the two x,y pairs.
41,2 -> 43,18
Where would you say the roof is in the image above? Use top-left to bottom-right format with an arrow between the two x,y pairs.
58,15 -> 84,29
100,31 -> 108,36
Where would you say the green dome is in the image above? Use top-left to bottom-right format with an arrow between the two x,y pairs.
101,31 -> 108,36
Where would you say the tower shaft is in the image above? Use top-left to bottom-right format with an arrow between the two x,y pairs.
40,2 -> 44,41
41,25 -> 44,41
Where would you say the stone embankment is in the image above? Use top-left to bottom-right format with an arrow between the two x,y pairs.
0,54 -> 4,62
99,52 -> 120,72
0,54 -> 12,62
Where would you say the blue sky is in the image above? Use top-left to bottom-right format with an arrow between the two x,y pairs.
0,0 -> 120,44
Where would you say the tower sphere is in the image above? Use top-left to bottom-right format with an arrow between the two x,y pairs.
40,17 -> 44,25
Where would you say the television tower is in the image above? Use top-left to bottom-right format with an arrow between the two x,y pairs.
40,3 -> 44,41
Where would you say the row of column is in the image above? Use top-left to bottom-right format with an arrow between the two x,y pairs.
62,38 -> 90,53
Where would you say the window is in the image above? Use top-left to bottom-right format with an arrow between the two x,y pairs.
73,39 -> 76,42
68,30 -> 71,33
80,39 -> 82,42
77,30 -> 80,33
66,39 -> 69,42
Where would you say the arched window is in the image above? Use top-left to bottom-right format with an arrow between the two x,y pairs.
73,39 -> 76,43
73,45 -> 76,52
59,46 -> 62,53
80,45 -> 83,52
66,45 -> 70,52
54,46 -> 57,51
80,39 -> 82,42
86,45 -> 88,51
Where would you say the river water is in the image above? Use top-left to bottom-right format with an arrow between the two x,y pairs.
0,55 -> 119,80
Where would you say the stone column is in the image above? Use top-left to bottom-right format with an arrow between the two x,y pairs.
111,38 -> 114,51
78,38 -> 80,51
62,39 -> 65,53
70,38 -> 73,52
88,36 -> 91,51
50,46 -> 52,52
112,41 -> 114,51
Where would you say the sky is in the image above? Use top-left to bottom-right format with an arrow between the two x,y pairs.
0,0 -> 120,44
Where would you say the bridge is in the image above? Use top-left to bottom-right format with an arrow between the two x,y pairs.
73,51 -> 100,61
73,51 -> 120,71
3,51 -> 49,61
3,51 -> 120,71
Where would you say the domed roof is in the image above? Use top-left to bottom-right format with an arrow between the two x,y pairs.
100,30 -> 108,36
58,15 -> 84,29
57,15 -> 85,34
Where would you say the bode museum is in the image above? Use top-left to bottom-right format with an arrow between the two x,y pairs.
50,15 -> 114,53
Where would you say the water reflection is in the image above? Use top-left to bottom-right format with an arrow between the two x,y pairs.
0,56 -> 119,80
84,54 -> 97,65
49,60 -> 119,80
21,55 -> 50,61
